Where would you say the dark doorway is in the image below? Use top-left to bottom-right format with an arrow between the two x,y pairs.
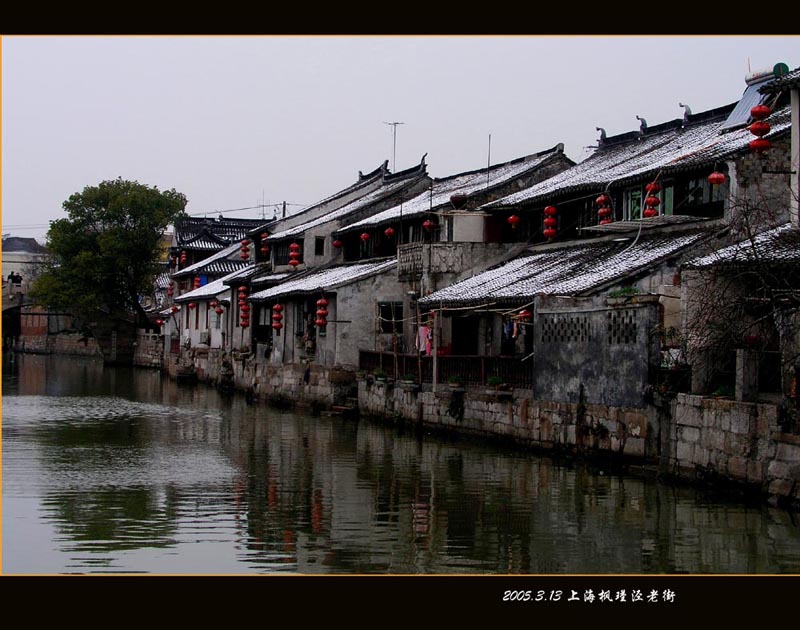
451,314 -> 479,355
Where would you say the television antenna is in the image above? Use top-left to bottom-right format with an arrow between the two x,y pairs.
383,121 -> 405,172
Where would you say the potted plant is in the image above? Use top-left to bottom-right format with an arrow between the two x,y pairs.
448,375 -> 465,389
487,375 -> 507,390
373,368 -> 387,382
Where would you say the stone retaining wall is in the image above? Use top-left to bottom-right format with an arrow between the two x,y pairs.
669,393 -> 800,506
358,378 -> 656,460
16,332 -> 102,357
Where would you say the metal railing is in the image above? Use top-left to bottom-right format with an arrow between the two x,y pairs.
359,350 -> 533,388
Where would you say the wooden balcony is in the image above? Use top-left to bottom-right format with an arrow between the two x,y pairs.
359,350 -> 533,388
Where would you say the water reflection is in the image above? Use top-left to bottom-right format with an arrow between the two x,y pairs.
3,353 -> 800,574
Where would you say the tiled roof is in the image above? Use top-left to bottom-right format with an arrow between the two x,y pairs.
266,176 -> 424,242
1,236 -> 48,253
685,222 -> 800,268
175,217 -> 265,250
251,271 -> 292,285
249,258 -> 397,301
172,242 -> 249,278
174,268 -> 247,302
482,105 -> 792,210
155,271 -> 171,290
580,215 -> 719,234
258,162 -> 388,234
338,146 -> 566,233
760,66 -> 800,93
418,230 -> 711,308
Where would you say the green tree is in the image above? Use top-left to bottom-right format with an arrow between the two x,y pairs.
31,178 -> 187,325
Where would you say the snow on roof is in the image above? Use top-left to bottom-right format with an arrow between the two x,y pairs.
685,223 -> 800,269
155,270 -> 172,290
418,231 -> 710,308
172,242 -> 248,277
251,271 -> 292,284
175,217 -> 265,250
339,149 -> 563,233
266,176 -> 422,242
264,163 -> 387,230
249,258 -> 397,301
482,106 -> 792,210
174,267 -> 253,302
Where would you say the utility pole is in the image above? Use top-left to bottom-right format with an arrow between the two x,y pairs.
383,121 -> 405,172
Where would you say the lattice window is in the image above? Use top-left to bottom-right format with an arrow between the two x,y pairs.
540,315 -> 592,343
607,309 -> 638,344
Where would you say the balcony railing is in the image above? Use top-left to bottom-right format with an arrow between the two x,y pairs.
359,350 -> 533,388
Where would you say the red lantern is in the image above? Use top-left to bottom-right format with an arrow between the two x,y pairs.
384,226 -> 396,238
272,322 -> 283,331
240,252 -> 250,260
238,285 -> 248,292
507,215 -> 520,229
644,195 -> 660,208
333,239 -> 343,248
543,216 -> 557,228
595,195 -> 610,206
240,322 -> 250,329
598,207 -> 613,219
210,300 -> 218,308
600,219 -> 613,225
273,303 -> 284,313
289,259 -> 300,268
155,319 -> 163,326
260,232 -> 268,240
708,171 -> 725,186
517,309 -> 532,321
171,305 -> 179,313
749,138 -> 770,153
750,104 -> 771,121
645,182 -> 661,194
272,312 -> 283,322
316,308 -> 328,317
544,206 -> 557,216
749,120 -> 771,137
241,238 -> 250,246
360,232 -> 371,242
215,307 -> 224,315
315,318 -> 327,327
289,242 -> 300,252
543,228 -> 557,240
188,302 -> 196,309
316,298 -> 328,308
260,245 -> 270,254
643,208 -> 659,218
240,304 -> 250,313
422,219 -> 436,231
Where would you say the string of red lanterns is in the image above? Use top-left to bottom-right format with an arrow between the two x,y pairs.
260,232 -> 270,256
288,242 -> 301,269
238,285 -> 250,328
240,238 -> 251,261
272,303 -> 284,332
596,194 -> 613,225
643,182 -> 660,218
749,103 -> 772,154
543,206 -> 558,240
315,297 -> 329,332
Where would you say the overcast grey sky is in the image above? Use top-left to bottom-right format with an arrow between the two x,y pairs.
3,35 -> 798,242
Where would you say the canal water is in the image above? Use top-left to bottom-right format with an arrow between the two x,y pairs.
3,353 -> 800,574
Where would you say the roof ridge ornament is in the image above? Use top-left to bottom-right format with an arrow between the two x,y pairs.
636,115 -> 648,136
596,127 -> 607,146
679,102 -> 692,126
